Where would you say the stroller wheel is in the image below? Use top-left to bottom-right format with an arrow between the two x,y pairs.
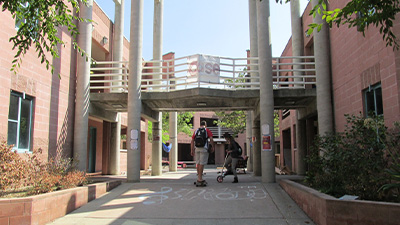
217,175 -> 223,183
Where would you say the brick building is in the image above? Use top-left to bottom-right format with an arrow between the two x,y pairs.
0,1 -> 246,176
277,1 -> 400,173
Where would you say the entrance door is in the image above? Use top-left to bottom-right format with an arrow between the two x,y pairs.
89,127 -> 97,173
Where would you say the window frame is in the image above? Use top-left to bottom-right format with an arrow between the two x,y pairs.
363,83 -> 383,117
7,91 -> 34,153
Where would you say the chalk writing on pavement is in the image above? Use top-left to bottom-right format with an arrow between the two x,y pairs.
139,186 -> 267,205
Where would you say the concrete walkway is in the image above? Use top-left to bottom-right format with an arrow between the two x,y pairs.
48,168 -> 314,225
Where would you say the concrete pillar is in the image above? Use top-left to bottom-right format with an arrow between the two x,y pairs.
256,0 -> 275,183
110,114 -> 121,175
152,118 -> 162,176
311,0 -> 334,135
296,117 -> 306,175
248,0 -> 259,84
151,0 -> 163,176
169,112 -> 178,172
109,0 -> 125,175
252,119 -> 261,176
127,0 -> 144,182
291,0 -> 307,175
290,0 -> 304,86
112,0 -> 125,92
74,0 -> 93,172
247,0 -> 257,174
246,111 -> 253,172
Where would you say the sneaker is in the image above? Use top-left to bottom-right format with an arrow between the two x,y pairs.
232,177 -> 238,183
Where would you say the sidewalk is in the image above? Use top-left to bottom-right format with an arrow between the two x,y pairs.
48,168 -> 314,225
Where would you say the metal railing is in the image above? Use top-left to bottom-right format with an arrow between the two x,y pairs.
89,54 -> 316,93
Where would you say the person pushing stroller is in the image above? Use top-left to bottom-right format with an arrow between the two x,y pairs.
223,132 -> 241,183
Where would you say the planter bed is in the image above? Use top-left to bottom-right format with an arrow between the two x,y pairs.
279,179 -> 400,225
0,180 -> 121,225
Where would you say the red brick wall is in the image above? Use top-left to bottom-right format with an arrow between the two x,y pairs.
0,9 -> 77,159
280,179 -> 400,225
0,180 -> 121,225
279,0 -> 400,133
328,1 -> 400,130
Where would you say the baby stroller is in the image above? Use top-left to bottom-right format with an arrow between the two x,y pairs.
216,153 -> 248,183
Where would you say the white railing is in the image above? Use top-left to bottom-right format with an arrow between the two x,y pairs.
89,54 -> 316,93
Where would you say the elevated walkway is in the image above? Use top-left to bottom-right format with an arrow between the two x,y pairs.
89,54 -> 317,120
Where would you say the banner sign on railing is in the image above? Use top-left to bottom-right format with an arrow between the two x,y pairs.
187,54 -> 220,83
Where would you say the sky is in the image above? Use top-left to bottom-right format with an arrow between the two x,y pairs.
94,0 -> 308,60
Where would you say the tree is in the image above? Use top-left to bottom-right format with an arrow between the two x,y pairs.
274,0 -> 400,49
1,0 -> 89,76
214,111 -> 280,137
148,112 -> 194,143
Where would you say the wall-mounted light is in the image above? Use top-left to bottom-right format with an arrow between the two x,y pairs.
102,36 -> 108,45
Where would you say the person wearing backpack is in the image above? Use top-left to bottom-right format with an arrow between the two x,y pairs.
191,120 -> 215,186
223,132 -> 242,183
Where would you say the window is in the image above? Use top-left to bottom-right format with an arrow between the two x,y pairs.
7,91 -> 34,152
15,2 -> 39,39
15,2 -> 29,30
363,83 -> 383,116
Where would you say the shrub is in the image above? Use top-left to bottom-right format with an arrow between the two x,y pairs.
0,142 -> 31,193
305,114 -> 391,201
380,122 -> 400,201
0,141 -> 87,197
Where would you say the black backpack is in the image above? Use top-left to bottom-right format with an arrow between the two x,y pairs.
235,141 -> 243,155
194,128 -> 208,147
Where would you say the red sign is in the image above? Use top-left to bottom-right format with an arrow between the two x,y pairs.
262,135 -> 271,151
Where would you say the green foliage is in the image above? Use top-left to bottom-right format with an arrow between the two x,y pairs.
214,111 -> 247,135
380,122 -> 400,199
0,141 -> 87,197
307,0 -> 400,49
214,111 -> 280,137
305,114 -> 400,201
148,112 -> 194,143
1,0 -> 90,77
273,0 -> 400,49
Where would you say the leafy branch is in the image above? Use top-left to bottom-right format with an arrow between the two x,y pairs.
1,0 -> 91,77
273,0 -> 400,50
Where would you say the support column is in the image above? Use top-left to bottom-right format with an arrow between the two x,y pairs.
249,0 -> 258,83
127,0 -> 144,182
152,118 -> 162,176
252,119 -> 261,176
169,112 -> 178,172
291,0 -> 307,175
110,114 -> 121,175
247,0 -> 258,174
112,0 -> 125,91
246,111 -> 253,172
151,0 -> 163,176
257,0 -> 275,183
296,117 -> 306,175
109,0 -> 125,175
290,0 -> 304,86
312,0 -> 333,135
74,0 -> 93,172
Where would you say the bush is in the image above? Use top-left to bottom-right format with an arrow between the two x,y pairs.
305,114 -> 394,201
0,142 -> 31,192
0,141 -> 87,197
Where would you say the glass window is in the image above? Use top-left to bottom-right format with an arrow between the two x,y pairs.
15,2 -> 29,30
7,91 -> 34,152
363,83 -> 383,116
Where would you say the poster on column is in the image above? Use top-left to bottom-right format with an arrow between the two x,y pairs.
130,129 -> 139,150
262,135 -> 271,151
